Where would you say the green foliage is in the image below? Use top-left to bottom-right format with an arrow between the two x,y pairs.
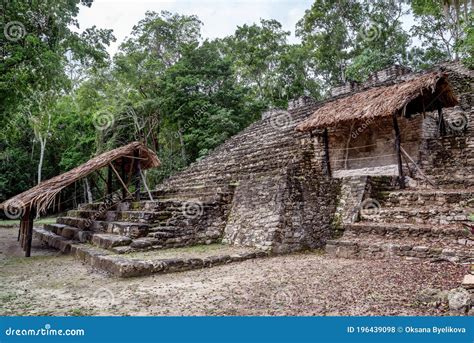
458,12 -> 474,68
2,1 -> 471,212
297,0 -> 365,86
411,0 -> 472,66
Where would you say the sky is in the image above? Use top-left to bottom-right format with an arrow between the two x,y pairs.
75,0 -> 314,56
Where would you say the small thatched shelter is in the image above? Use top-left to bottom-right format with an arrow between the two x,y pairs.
296,72 -> 458,132
0,141 -> 160,256
296,71 -> 458,186
0,141 -> 159,214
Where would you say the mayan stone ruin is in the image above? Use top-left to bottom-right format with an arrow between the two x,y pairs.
23,62 -> 473,281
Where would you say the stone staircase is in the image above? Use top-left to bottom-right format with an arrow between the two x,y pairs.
326,185 -> 474,262
36,188 -> 229,246
32,103 -> 321,276
32,187 -> 267,276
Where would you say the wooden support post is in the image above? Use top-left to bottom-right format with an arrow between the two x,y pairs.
20,209 -> 28,249
133,150 -> 141,201
24,206 -> 34,257
438,104 -> 446,136
322,128 -> 331,177
18,216 -> 24,243
107,166 -> 113,196
141,170 -> 154,201
109,163 -> 133,198
392,113 -> 405,189
120,157 -> 127,199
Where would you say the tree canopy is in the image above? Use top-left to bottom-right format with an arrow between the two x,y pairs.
1,0 -> 472,211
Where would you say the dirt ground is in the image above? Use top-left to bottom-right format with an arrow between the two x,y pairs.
0,226 -> 468,316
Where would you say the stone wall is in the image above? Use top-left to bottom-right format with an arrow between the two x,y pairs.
326,115 -> 423,176
223,144 -> 342,253
153,62 -> 472,253
332,176 -> 368,225
276,149 -> 341,253
417,64 -> 474,187
222,172 -> 285,251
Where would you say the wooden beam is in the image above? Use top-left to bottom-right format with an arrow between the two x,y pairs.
392,113 -> 405,189
120,157 -> 127,199
109,163 -> 133,198
24,206 -> 34,257
141,170 -> 154,201
20,209 -> 28,249
133,150 -> 141,201
107,166 -> 113,196
322,128 -> 331,177
400,146 -> 437,188
438,104 -> 446,136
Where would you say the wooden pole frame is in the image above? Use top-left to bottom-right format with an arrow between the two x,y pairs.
107,166 -> 113,196
109,163 -> 133,198
133,150 -> 141,201
438,103 -> 446,136
392,112 -> 405,189
25,206 -> 34,257
19,206 -> 35,257
322,128 -> 332,177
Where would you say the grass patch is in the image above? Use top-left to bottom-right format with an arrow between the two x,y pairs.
126,243 -> 225,258
67,307 -> 95,316
0,292 -> 18,303
122,243 -> 255,260
0,217 -> 57,228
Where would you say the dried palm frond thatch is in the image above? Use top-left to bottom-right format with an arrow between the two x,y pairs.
0,142 -> 160,214
296,72 -> 458,132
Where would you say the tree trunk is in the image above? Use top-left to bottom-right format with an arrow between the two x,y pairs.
37,135 -> 46,185
84,178 -> 93,203
177,125 -> 186,164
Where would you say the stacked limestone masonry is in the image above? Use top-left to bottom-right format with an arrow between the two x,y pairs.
326,63 -> 474,261
34,94 -> 343,276
34,62 -> 473,276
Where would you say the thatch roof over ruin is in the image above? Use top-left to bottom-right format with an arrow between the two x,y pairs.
0,142 -> 160,214
296,72 -> 458,132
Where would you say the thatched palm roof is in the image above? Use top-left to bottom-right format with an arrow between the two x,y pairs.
296,72 -> 458,132
0,142 -> 160,214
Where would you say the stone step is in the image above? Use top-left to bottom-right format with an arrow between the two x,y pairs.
382,189 -> 474,208
119,200 -> 185,211
360,206 -> 471,225
43,223 -> 93,242
91,233 -> 133,249
325,236 -> 474,262
36,227 -> 269,277
147,226 -> 183,233
67,209 -> 178,224
73,244 -> 268,278
43,223 -> 67,235
33,227 -> 76,253
344,222 -> 472,245
159,150 -> 298,187
144,191 -> 231,203
147,228 -> 196,238
79,199 -> 186,212
56,217 -> 150,238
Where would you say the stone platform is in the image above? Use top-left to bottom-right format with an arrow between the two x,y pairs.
326,187 -> 474,262
34,226 -> 267,277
